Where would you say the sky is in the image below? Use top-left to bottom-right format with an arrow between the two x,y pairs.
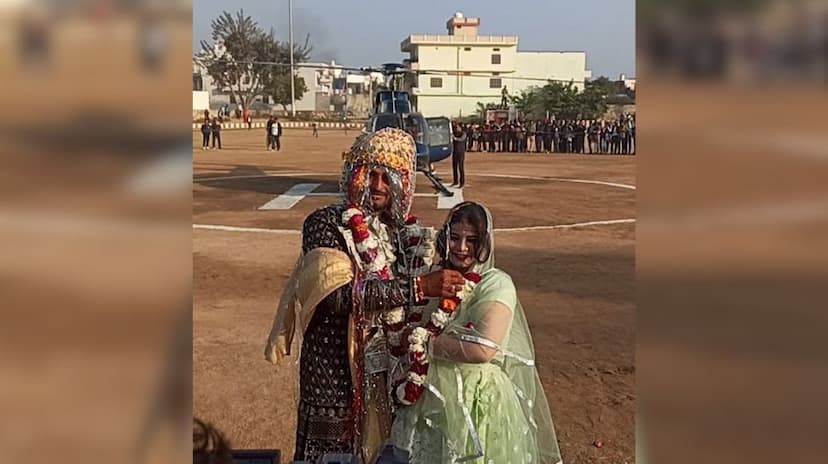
193,0 -> 636,79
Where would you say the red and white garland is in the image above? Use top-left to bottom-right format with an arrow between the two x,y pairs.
341,205 -> 482,406
394,272 -> 482,405
342,206 -> 395,281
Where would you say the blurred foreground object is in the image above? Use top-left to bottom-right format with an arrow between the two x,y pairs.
638,0 -> 827,82
638,2 -> 828,464
0,1 -> 192,464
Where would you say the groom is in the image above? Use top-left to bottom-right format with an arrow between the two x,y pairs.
266,128 -> 465,463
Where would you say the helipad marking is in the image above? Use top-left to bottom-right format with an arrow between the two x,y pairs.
437,186 -> 464,209
258,183 -> 321,210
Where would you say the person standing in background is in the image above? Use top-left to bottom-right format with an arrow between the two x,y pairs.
266,116 -> 274,150
200,118 -> 211,150
210,118 -> 222,150
270,117 -> 283,151
451,124 -> 467,188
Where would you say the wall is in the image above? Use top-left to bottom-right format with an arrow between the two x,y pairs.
404,40 -> 592,118
515,52 -> 591,92
416,95 -> 501,119
192,91 -> 210,111
294,67 -> 318,112
603,104 -> 636,120
414,43 -> 518,98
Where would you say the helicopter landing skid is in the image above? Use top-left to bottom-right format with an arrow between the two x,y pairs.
422,170 -> 454,197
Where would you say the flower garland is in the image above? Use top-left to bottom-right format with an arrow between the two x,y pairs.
394,272 -> 482,405
342,206 -> 395,281
341,206 -> 482,406
385,214 -> 434,359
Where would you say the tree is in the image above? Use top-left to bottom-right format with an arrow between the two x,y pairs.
586,76 -> 620,97
263,32 -> 311,111
508,79 -> 612,120
196,10 -> 312,112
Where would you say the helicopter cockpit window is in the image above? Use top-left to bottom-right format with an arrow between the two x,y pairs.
426,118 -> 452,146
373,114 -> 401,131
379,98 -> 411,114
402,115 -> 425,145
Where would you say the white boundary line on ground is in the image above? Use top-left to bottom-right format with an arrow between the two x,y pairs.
497,218 -> 636,232
194,172 -> 636,191
193,218 -> 635,235
193,224 -> 300,234
476,173 -> 636,190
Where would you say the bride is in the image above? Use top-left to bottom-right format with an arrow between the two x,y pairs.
390,201 -> 562,464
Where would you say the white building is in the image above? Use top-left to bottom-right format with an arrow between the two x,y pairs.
618,73 -> 636,92
401,12 -> 592,118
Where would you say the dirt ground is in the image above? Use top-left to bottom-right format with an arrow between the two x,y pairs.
193,128 -> 635,463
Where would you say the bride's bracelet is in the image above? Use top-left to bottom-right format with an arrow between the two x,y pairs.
414,275 -> 425,302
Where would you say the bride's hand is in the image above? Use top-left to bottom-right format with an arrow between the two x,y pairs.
419,269 -> 466,298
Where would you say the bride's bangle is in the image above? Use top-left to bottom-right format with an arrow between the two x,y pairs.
414,275 -> 425,302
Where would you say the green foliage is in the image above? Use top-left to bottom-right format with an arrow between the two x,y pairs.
509,79 -> 610,120
196,9 -> 312,111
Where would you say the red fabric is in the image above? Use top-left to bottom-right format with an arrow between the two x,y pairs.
410,360 -> 429,376
464,272 -> 482,284
403,382 -> 424,403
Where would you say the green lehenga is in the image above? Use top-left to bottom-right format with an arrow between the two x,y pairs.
390,205 -> 562,464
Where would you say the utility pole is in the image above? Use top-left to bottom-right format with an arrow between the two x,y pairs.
289,0 -> 296,117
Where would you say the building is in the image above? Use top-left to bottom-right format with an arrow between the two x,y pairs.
400,12 -> 592,118
617,73 -> 636,93
192,53 -> 361,114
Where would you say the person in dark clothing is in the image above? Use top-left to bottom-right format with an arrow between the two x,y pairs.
611,123 -> 621,154
266,116 -> 274,150
210,118 -> 222,149
271,117 -> 282,151
588,122 -> 600,154
575,123 -> 586,154
200,119 -> 211,150
451,125 -> 467,187
534,121 -> 543,153
544,121 -> 554,153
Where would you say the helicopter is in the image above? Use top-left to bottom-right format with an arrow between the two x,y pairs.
360,63 -> 455,197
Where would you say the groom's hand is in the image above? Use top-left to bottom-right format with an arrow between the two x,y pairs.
420,270 -> 466,298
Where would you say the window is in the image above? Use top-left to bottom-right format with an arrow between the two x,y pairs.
491,54 -> 501,65
493,48 -> 501,51
192,73 -> 203,91
430,77 -> 443,88
492,72 -> 500,76
490,78 -> 502,89
464,47 -> 471,51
